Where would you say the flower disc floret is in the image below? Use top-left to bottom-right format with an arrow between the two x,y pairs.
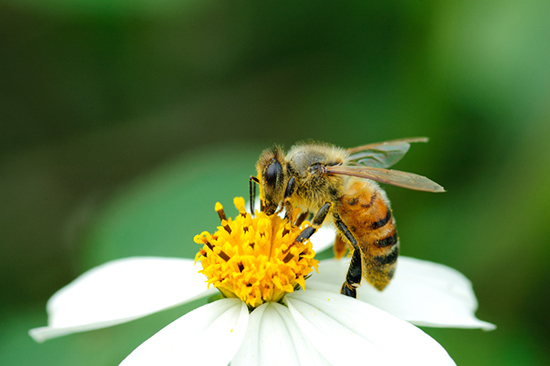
194,197 -> 318,309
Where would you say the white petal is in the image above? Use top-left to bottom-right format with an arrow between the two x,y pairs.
308,257 -> 495,330
232,302 -> 330,366
29,257 -> 215,342
120,298 -> 248,366
310,226 -> 336,253
285,290 -> 456,366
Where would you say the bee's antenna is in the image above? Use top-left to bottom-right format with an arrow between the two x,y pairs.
249,176 -> 259,216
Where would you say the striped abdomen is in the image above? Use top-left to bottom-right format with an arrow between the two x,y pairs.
337,178 -> 399,291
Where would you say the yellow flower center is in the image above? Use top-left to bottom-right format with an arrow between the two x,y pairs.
194,197 -> 318,309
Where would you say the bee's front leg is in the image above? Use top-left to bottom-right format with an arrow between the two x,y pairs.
283,176 -> 297,223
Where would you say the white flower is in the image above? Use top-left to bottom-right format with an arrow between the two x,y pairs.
30,199 -> 494,365
307,257 -> 495,330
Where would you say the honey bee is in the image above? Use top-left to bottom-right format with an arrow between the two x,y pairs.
249,138 -> 444,298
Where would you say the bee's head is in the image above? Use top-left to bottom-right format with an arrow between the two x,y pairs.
256,146 -> 287,215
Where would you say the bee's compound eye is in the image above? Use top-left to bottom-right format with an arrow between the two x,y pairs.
264,159 -> 282,188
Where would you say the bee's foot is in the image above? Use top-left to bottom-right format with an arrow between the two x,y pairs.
340,284 -> 357,298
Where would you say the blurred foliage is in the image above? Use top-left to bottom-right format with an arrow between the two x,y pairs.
1,0 -> 549,365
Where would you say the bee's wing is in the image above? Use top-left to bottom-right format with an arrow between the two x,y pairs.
326,165 -> 445,192
347,137 -> 429,168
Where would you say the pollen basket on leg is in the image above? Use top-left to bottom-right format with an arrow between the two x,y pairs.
194,197 -> 319,309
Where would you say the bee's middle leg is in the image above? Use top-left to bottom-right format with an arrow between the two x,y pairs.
333,212 -> 362,299
293,201 -> 332,244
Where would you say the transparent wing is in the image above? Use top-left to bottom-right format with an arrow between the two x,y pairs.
347,137 -> 428,168
326,165 -> 445,192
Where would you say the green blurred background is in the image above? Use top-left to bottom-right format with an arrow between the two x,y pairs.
1,0 -> 549,364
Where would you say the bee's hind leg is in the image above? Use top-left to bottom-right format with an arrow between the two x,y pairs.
340,249 -> 361,298
333,213 -> 362,299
